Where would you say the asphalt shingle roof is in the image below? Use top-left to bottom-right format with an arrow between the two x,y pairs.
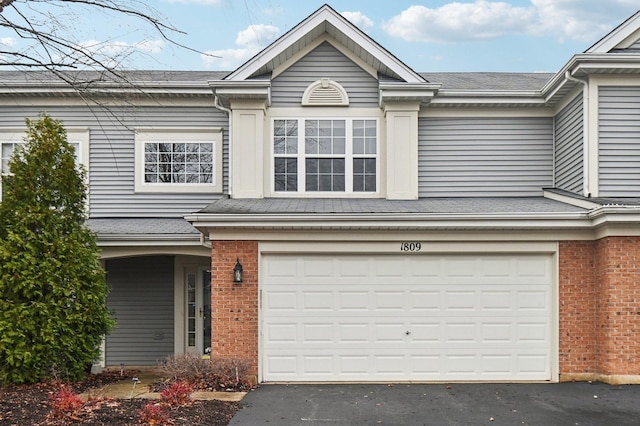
0,70 -> 556,92
87,218 -> 200,236
197,197 -> 587,215
420,72 -> 554,91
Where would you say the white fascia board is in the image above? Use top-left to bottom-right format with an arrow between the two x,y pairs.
586,11 -> 640,53
379,83 -> 440,103
429,93 -> 548,107
185,212 -> 591,231
209,80 -> 271,99
226,5 -> 425,83
0,82 -> 213,97
542,54 -> 640,101
95,235 -> 203,245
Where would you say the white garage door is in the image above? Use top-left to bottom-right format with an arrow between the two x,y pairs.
262,254 -> 553,382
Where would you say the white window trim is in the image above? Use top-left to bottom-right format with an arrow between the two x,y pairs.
271,117 -> 379,196
135,128 -> 223,194
1,128 -> 89,200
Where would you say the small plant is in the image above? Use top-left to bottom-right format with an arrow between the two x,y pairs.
138,402 -> 172,425
48,387 -> 84,420
157,353 -> 253,392
160,381 -> 193,407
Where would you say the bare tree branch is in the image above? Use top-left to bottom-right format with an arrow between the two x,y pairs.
0,0 -> 219,90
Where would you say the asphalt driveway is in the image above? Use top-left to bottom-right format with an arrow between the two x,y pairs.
229,382 -> 640,425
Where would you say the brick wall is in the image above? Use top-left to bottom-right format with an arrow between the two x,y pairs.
560,237 -> 640,382
210,240 -> 258,376
559,241 -> 596,376
594,237 -> 640,377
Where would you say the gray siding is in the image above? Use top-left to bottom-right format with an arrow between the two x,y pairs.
599,86 -> 640,197
554,94 -> 584,194
0,106 -> 228,217
105,256 -> 174,365
271,42 -> 379,107
418,117 -> 554,197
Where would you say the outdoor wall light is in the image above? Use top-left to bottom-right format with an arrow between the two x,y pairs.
233,258 -> 243,283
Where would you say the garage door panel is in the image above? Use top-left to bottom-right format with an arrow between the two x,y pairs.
263,350 -> 551,380
262,254 -> 553,381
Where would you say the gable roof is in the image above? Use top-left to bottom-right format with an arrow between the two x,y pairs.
225,4 -> 426,83
586,10 -> 640,53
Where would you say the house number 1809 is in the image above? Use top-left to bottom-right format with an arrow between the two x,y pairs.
400,242 -> 422,252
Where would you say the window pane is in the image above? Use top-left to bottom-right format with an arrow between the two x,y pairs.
319,158 -> 332,173
274,137 -> 286,154
334,137 -> 345,155
319,137 -> 332,154
364,175 -> 376,191
274,157 -> 297,191
353,120 -> 364,136
305,174 -> 318,191
365,137 -> 376,154
274,120 -> 286,136
365,120 -> 376,136
305,137 -> 318,154
353,139 -> 364,155
144,141 -> 214,184
353,158 -> 376,192
333,120 -> 345,136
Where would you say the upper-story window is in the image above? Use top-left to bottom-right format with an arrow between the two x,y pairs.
135,128 -> 223,193
1,129 -> 89,199
273,118 -> 377,194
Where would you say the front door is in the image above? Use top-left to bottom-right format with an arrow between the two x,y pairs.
185,268 -> 211,355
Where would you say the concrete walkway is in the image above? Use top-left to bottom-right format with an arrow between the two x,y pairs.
80,369 -> 246,402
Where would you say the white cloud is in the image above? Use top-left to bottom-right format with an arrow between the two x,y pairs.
202,24 -> 280,69
136,39 -> 166,54
235,24 -> 280,48
383,1 -> 534,43
1,37 -> 16,47
530,0 -> 632,42
383,0 -> 638,44
341,11 -> 374,32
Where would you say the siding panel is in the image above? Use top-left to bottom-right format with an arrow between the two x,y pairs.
418,117 -> 553,196
555,94 -> 584,194
271,42 -> 379,107
0,106 -> 228,217
599,86 -> 640,197
105,256 -> 174,365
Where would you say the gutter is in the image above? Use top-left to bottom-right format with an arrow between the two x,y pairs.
564,70 -> 590,197
213,94 -> 233,197
185,211 -> 592,232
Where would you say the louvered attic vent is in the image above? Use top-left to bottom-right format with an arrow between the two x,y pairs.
302,78 -> 349,106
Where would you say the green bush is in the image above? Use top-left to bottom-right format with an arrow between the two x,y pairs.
0,114 -> 113,384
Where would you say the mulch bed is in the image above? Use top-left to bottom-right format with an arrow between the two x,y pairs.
0,371 -> 240,425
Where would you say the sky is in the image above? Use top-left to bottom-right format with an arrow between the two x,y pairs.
1,0 -> 639,74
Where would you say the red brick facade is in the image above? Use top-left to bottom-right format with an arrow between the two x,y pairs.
213,237 -> 640,383
210,240 -> 259,376
558,241 -> 597,377
560,237 -> 640,382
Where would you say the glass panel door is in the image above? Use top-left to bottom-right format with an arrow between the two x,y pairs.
185,268 -> 212,355
186,272 -> 198,352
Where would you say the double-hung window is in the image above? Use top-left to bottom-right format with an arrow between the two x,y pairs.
1,129 -> 89,199
273,118 -> 377,194
135,128 -> 223,193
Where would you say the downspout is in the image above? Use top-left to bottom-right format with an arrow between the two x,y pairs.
213,94 -> 232,197
564,71 -> 591,197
